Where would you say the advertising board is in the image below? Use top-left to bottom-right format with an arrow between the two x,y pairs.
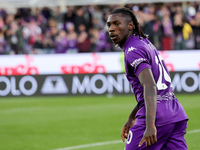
0,50 -> 200,96
1,71 -> 200,97
0,50 -> 200,76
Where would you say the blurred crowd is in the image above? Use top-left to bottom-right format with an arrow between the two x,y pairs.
0,2 -> 200,55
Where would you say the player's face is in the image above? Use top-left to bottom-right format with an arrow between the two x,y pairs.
107,13 -> 132,48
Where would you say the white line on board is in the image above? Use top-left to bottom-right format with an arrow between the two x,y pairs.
53,129 -> 200,150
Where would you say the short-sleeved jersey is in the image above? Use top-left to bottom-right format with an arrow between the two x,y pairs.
123,35 -> 188,126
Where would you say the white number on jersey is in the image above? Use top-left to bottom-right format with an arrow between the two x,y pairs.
155,55 -> 171,90
127,130 -> 133,144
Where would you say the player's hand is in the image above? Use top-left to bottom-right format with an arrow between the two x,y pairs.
121,119 -> 135,142
138,124 -> 157,147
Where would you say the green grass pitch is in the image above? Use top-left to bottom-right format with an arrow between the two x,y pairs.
0,94 -> 200,150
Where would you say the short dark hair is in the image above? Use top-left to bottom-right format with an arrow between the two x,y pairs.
110,7 -> 147,39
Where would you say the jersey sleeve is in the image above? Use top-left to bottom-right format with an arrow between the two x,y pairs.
126,47 -> 151,77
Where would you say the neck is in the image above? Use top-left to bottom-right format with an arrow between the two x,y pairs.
119,32 -> 134,48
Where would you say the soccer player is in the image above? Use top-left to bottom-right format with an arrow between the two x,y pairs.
106,7 -> 188,150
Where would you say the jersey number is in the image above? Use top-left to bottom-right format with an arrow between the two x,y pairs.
155,55 -> 171,90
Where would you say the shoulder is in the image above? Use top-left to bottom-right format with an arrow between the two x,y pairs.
124,36 -> 151,52
124,39 -> 153,66
124,42 -> 148,59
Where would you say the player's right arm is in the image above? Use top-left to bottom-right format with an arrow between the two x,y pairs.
121,104 -> 139,142
138,68 -> 157,147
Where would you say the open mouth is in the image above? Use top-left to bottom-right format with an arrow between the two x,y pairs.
110,34 -> 117,40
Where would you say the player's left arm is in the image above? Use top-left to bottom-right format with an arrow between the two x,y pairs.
138,68 -> 157,147
121,104 -> 139,142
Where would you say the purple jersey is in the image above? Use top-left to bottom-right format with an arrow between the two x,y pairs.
123,35 -> 188,126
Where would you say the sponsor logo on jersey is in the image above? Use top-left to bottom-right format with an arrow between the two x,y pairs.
127,47 -> 137,54
130,58 -> 146,68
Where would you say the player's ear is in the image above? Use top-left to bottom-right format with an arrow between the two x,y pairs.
128,21 -> 135,31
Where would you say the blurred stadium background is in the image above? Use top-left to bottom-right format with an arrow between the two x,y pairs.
0,0 -> 200,150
